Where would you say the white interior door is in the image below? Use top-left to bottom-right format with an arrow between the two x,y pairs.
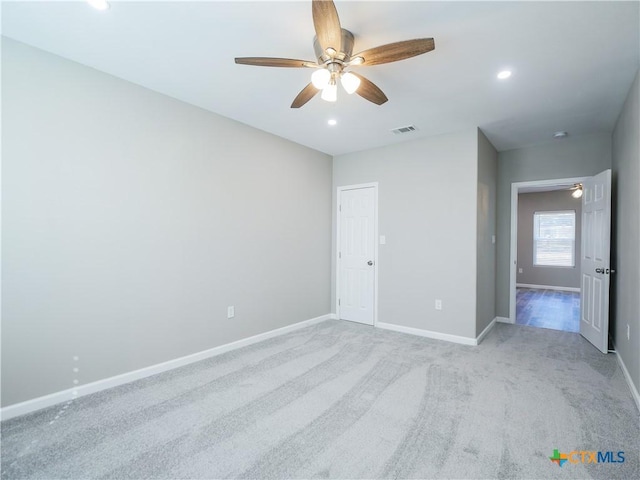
338,186 -> 376,325
580,169 -> 612,353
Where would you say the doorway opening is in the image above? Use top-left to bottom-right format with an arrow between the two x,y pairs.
509,177 -> 588,331
509,171 -> 612,353
514,188 -> 583,333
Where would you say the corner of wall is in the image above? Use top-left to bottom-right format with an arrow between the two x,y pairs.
475,128 -> 498,337
611,68 -> 640,400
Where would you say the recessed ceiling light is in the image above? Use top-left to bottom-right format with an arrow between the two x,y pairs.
553,131 -> 569,139
87,0 -> 110,11
497,70 -> 512,80
328,119 -> 337,126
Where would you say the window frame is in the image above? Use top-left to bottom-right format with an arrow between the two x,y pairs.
532,210 -> 576,268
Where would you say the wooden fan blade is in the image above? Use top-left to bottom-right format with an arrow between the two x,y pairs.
350,73 -> 388,105
235,57 -> 318,68
312,0 -> 342,54
353,38 -> 435,66
291,83 -> 320,108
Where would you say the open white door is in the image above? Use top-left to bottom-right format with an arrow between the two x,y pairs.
580,169 -> 612,353
337,186 -> 376,325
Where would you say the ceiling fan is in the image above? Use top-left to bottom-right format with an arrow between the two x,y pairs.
234,0 -> 435,108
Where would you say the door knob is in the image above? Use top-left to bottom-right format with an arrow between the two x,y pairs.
367,260 -> 373,266
595,268 -> 605,274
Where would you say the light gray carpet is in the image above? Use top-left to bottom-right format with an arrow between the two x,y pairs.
1,320 -> 638,479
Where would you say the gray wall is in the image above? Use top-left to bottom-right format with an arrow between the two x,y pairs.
517,190 -> 582,289
332,129 -> 479,339
476,130 -> 497,335
1,39 -> 332,407
496,132 -> 612,318
611,69 -> 640,397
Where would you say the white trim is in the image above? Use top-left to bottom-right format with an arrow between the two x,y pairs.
0,314 -> 332,421
476,317 -> 498,345
614,349 -> 640,415
377,322 -> 477,346
496,316 -> 513,324
509,176 -> 589,323
516,283 -> 581,293
336,182 -> 379,327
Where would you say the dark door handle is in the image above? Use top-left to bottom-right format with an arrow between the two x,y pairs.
367,260 -> 373,266
595,268 -> 605,274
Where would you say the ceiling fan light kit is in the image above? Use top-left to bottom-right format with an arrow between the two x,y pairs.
321,81 -> 338,102
571,184 -> 583,198
234,0 -> 435,108
311,68 -> 331,89
340,72 -> 361,94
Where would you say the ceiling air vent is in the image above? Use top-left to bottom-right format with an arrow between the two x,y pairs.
391,125 -> 417,135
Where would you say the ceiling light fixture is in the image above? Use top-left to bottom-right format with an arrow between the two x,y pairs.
340,72 -> 361,95
310,56 -> 362,102
328,119 -> 337,126
320,81 -> 338,102
571,184 -> 583,199
313,69 -> 361,102
310,30 -> 361,103
553,131 -> 569,139
497,70 -> 512,80
87,0 -> 110,11
311,69 -> 331,89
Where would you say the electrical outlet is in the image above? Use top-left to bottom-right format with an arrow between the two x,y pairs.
518,268 -> 523,274
435,299 -> 442,310
227,306 -> 235,319
627,323 -> 630,340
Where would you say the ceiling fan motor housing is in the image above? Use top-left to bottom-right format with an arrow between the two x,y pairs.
314,28 -> 354,64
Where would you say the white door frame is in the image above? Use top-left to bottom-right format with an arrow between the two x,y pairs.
336,182 -> 379,326
508,176 -> 589,322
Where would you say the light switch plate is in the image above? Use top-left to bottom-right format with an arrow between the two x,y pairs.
379,235 -> 386,245
227,306 -> 235,319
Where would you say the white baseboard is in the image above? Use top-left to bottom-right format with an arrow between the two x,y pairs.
496,316 -> 513,324
516,283 -> 580,293
376,322 -> 477,346
0,313 -> 332,421
476,317 -> 498,345
614,349 -> 640,415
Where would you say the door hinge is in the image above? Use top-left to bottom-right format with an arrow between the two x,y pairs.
339,251 -> 341,259
339,204 -> 342,212
338,299 -> 341,306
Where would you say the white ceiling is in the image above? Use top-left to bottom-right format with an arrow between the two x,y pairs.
2,0 -> 639,156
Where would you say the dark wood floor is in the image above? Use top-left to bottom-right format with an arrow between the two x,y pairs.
516,288 -> 580,333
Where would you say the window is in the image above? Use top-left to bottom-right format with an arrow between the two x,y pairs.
533,211 -> 576,267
